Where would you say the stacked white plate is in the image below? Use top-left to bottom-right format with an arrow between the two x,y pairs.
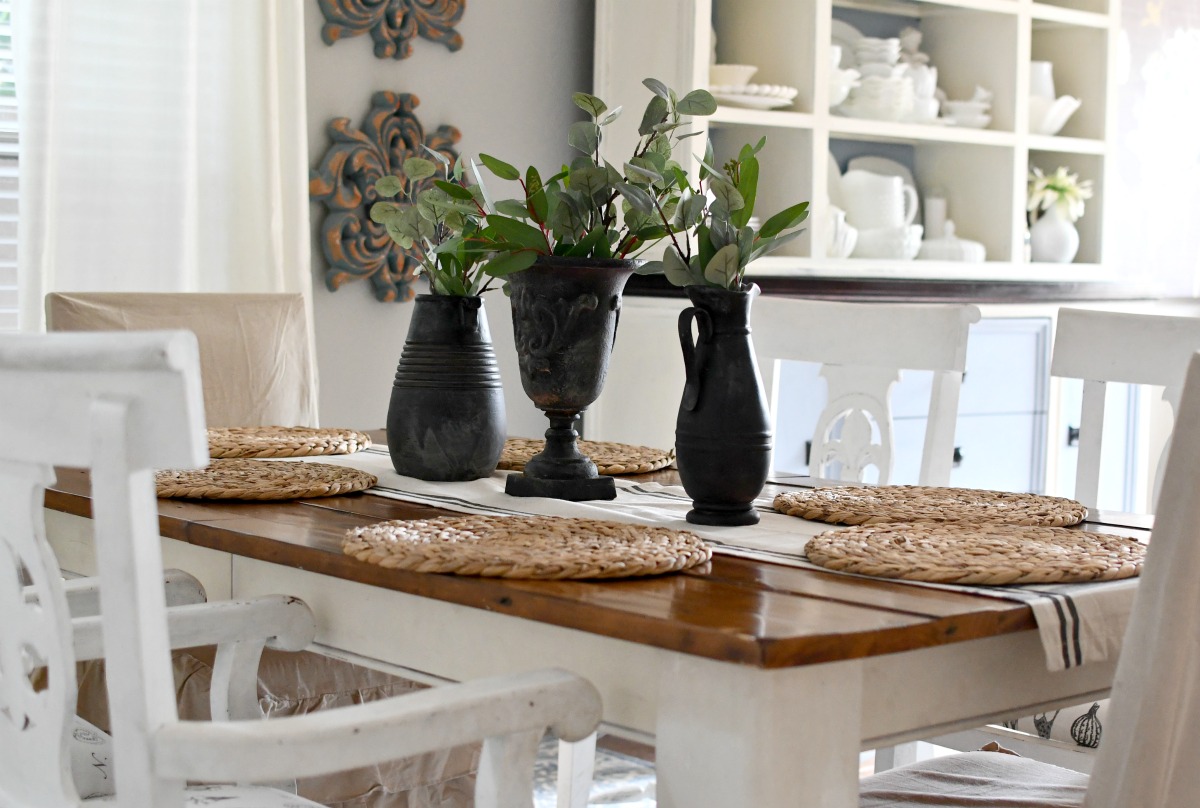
710,84 -> 799,110
853,37 -> 900,67
838,75 -> 914,122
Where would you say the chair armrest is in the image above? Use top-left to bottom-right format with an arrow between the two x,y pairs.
28,569 -> 207,617
71,594 -> 315,661
154,667 -> 602,783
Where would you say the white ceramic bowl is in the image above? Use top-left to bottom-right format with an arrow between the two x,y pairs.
942,99 -> 990,117
709,63 -> 758,87
851,224 -> 923,260
947,113 -> 991,129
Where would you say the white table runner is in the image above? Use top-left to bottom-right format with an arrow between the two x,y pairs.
309,447 -> 1138,673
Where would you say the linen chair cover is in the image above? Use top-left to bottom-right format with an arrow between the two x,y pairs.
45,291 -> 318,428
45,290 -> 486,806
753,297 -> 980,485
0,329 -> 603,808
1050,307 -> 1200,511
859,351 -> 1200,807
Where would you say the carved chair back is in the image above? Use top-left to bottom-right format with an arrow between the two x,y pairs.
753,298 -> 980,484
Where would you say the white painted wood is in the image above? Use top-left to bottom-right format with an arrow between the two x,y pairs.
4,330 -> 603,808
656,656 -> 862,808
753,297 -> 980,484
1051,308 -> 1200,509
556,733 -> 597,808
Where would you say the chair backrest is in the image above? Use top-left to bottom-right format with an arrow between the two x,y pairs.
1085,350 -> 1200,806
45,292 -> 317,428
1050,307 -> 1200,510
753,297 -> 980,485
0,330 -> 208,807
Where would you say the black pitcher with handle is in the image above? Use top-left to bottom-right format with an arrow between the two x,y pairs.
675,283 -> 772,525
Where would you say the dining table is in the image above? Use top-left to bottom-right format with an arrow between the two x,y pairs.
41,439 -> 1151,808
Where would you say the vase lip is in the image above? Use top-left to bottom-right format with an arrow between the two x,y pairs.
415,292 -> 484,305
532,255 -> 641,271
686,281 -> 760,297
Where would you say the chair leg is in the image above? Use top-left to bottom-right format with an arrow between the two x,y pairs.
476,728 -> 543,808
556,733 -> 597,808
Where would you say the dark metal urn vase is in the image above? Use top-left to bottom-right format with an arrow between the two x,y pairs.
387,294 -> 506,481
675,283 -> 772,525
505,256 -> 638,501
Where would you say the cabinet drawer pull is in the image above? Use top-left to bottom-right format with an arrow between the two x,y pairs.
952,446 -> 964,467
1067,426 -> 1080,447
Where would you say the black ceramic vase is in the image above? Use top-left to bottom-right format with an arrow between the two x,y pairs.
505,256 -> 638,501
675,283 -> 772,525
387,294 -> 506,481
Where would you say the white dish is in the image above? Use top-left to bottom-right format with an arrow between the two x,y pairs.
831,19 -> 864,70
712,92 -> 795,110
709,64 -> 758,87
945,114 -> 991,129
710,83 -> 799,100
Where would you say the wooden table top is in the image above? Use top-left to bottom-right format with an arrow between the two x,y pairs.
44,466 -> 1150,670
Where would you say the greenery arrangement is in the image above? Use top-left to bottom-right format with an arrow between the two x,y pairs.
1027,166 -> 1093,223
471,78 -> 718,280
371,77 -> 811,296
639,136 -> 809,291
370,149 -> 493,296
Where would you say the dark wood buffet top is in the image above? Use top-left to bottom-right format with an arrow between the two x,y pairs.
43,467 -> 1149,670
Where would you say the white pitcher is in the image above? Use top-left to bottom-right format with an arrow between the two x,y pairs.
841,169 -> 918,230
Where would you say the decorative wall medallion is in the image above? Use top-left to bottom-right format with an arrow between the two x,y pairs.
309,91 -> 460,302
318,0 -> 465,60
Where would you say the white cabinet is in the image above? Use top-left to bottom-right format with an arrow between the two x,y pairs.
594,0 -> 1118,279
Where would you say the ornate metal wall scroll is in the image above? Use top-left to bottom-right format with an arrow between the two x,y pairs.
309,91 -> 460,302
318,0 -> 465,60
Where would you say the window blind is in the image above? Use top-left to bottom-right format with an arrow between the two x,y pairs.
0,0 -> 16,331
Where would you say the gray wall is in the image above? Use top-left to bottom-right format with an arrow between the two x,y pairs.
305,1 -> 593,429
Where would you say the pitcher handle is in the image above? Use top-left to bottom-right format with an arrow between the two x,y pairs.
678,306 -> 712,412
902,184 -> 920,227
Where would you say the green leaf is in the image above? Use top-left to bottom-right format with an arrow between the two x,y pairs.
677,89 -> 717,116
375,175 -> 403,198
434,179 -> 475,201
616,182 -> 655,216
749,228 -> 804,262
732,155 -> 758,228
599,106 -> 623,127
568,121 -> 601,155
402,157 -> 437,182
635,259 -> 665,275
704,243 -> 742,288
564,226 -> 608,258
487,216 -> 548,251
663,248 -> 693,286
370,201 -> 402,224
638,95 -> 669,136
759,201 -> 811,239
572,91 -> 608,117
624,161 -> 663,186
696,223 -> 715,271
525,166 -> 543,198
568,164 -> 609,200
642,77 -> 671,100
710,178 -> 745,213
673,191 -> 705,229
495,199 -> 532,219
479,153 -> 521,181
483,250 -> 538,277
421,144 -> 451,168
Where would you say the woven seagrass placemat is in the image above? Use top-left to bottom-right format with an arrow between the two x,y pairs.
207,426 -> 372,458
804,522 -> 1144,585
498,438 -> 674,475
774,485 -> 1087,527
342,515 -> 711,579
156,459 -> 377,500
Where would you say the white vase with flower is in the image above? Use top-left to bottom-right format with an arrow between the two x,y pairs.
1027,166 -> 1093,263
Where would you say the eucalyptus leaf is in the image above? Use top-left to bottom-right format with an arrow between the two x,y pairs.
375,175 -> 403,198
384,221 -> 413,250
370,201 -> 402,224
478,153 -> 521,181
402,157 -> 437,182
615,182 -> 655,216
495,199 -> 532,219
624,161 -> 663,186
710,178 -> 745,213
487,216 -> 548,251
677,89 -> 717,116
662,248 -> 693,286
759,201 -> 811,239
422,144 -> 451,168
704,243 -> 741,288
642,77 -> 671,100
638,95 -> 669,136
568,121 -> 601,155
569,165 -> 609,200
635,259 -> 665,276
572,91 -> 608,117
433,179 -> 475,201
599,106 -> 623,127
732,155 -> 758,228
483,250 -> 538,277
749,227 -> 804,262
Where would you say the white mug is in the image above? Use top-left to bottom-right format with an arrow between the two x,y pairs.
1029,61 -> 1056,100
841,169 -> 918,230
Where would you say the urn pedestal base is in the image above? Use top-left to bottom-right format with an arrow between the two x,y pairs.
504,412 -> 617,501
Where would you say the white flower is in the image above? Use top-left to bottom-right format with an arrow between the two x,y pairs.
1027,166 -> 1093,223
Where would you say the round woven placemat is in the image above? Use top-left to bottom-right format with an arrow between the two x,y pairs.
342,515 -> 711,579
156,459 -> 377,500
498,438 -> 674,475
774,486 -> 1087,527
207,426 -> 372,458
804,522 -> 1144,585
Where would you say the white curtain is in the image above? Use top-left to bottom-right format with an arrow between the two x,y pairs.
14,0 -> 311,331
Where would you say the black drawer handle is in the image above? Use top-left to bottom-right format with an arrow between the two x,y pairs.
952,447 -> 963,467
1067,426 -> 1080,447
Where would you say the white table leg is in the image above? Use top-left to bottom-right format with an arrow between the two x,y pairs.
655,654 -> 864,808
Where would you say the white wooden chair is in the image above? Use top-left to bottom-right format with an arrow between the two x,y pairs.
1051,307 -> 1200,511
0,329 -> 602,808
753,297 -> 981,485
860,350 -> 1200,807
